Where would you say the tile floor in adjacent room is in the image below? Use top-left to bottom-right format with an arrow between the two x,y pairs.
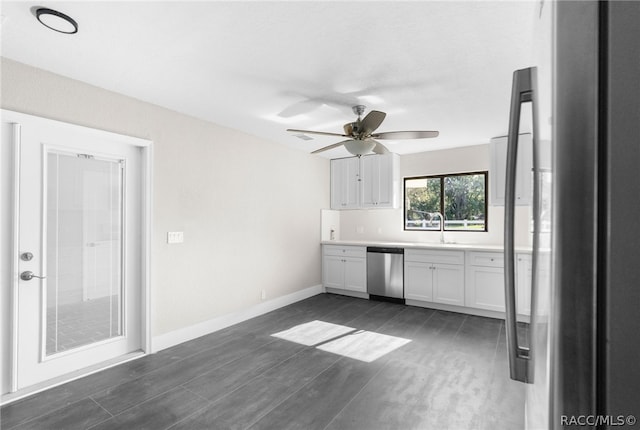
1,293 -> 525,430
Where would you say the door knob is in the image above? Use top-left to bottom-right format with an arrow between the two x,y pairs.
20,271 -> 46,281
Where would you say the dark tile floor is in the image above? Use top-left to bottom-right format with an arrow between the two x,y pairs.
1,293 -> 525,430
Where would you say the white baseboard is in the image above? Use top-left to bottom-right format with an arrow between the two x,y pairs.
405,299 -> 531,322
325,287 -> 369,300
151,285 -> 323,353
1,351 -> 144,406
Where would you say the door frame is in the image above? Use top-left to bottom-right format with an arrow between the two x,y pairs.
4,109 -> 152,396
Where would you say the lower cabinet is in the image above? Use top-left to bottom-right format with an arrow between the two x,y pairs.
404,261 -> 433,302
465,264 -> 506,312
516,253 -> 532,316
321,244 -> 532,318
465,251 -> 506,312
464,251 -> 532,316
404,249 -> 465,306
322,245 -> 367,293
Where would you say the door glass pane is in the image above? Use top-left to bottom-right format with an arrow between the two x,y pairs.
46,151 -> 124,356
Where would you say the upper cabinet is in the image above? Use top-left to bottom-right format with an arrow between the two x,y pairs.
360,153 -> 400,208
489,134 -> 532,206
330,153 -> 399,210
330,156 -> 360,209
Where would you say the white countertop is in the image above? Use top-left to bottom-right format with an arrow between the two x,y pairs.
321,240 -> 533,253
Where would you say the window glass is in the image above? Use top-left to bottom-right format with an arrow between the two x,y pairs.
444,174 -> 486,231
405,177 -> 441,230
404,172 -> 488,232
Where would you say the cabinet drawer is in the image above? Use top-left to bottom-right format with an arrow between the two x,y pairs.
405,249 -> 464,265
323,245 -> 366,258
468,251 -> 504,268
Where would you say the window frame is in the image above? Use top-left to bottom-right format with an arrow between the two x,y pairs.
403,171 -> 489,232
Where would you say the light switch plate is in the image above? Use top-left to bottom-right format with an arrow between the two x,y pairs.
167,231 -> 184,244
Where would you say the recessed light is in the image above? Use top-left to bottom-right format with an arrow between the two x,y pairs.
36,8 -> 78,34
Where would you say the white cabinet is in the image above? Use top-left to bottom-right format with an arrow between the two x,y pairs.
330,157 -> 360,209
322,245 -> 367,293
404,249 -> 465,306
404,261 -> 433,302
465,251 -> 506,312
360,153 -> 400,208
330,153 -> 399,210
465,251 -> 532,316
490,134 -> 532,206
432,263 -> 466,306
516,253 -> 532,316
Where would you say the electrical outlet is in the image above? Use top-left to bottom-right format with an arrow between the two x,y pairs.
356,226 -> 364,234
167,231 -> 184,244
261,290 -> 266,300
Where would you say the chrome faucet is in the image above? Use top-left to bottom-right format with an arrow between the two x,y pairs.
430,212 -> 445,243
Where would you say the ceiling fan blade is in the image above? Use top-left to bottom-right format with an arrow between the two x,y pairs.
371,140 -> 389,154
287,128 -> 348,138
343,122 -> 354,136
359,110 -> 386,135
311,139 -> 354,154
371,130 -> 439,140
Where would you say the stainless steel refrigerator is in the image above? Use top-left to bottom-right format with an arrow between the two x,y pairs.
503,1 -> 640,428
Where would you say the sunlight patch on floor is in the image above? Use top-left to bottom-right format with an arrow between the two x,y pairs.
271,320 -> 411,362
317,330 -> 412,363
271,320 -> 355,346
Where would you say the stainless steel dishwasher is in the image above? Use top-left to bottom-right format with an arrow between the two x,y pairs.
366,247 -> 404,303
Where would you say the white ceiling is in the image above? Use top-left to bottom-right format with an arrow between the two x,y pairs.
1,1 -> 536,158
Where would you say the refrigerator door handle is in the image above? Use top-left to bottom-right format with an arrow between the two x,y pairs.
504,67 -> 537,383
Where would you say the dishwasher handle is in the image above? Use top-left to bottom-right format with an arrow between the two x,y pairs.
366,247 -> 404,254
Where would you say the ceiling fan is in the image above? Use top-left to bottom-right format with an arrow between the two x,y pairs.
287,105 -> 439,156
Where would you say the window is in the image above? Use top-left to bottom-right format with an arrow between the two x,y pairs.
404,172 -> 488,232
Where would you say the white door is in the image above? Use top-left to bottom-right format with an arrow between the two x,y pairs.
7,112 -> 147,391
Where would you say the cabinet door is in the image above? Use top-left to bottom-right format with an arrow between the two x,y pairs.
515,133 -> 533,206
323,255 -> 344,289
432,263 -> 465,306
375,153 -> 395,207
465,265 -> 505,312
404,261 -> 433,302
330,157 -> 360,209
360,154 -> 398,208
360,154 -> 378,208
343,257 -> 367,292
516,254 -> 532,315
489,134 -> 532,206
490,136 -> 508,205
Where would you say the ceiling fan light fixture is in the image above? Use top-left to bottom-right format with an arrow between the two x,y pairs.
344,140 -> 376,156
36,8 -> 78,34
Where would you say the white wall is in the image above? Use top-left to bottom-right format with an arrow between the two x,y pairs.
339,144 -> 532,246
0,58 -> 329,394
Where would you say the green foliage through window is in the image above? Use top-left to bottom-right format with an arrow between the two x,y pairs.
404,172 -> 488,231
